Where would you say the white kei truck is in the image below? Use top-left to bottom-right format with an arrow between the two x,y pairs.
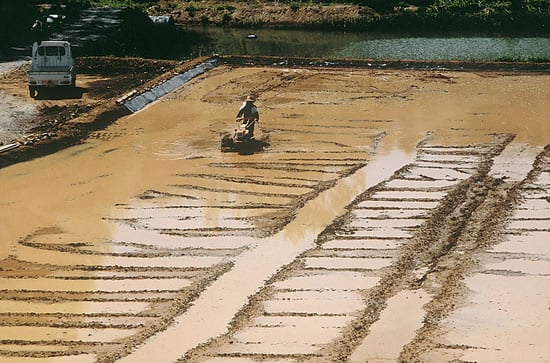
28,40 -> 76,98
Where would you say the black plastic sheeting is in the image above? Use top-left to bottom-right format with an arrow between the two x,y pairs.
123,58 -> 218,113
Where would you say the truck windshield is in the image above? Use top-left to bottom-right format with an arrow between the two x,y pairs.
37,46 -> 66,56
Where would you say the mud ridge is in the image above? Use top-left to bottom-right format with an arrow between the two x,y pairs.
98,262 -> 234,362
219,55 -> 550,73
178,130 -> 522,362
303,134 -> 513,361
1,55 -> 548,361
399,143 -> 547,360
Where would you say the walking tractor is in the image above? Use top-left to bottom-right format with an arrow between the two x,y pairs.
221,117 -> 256,152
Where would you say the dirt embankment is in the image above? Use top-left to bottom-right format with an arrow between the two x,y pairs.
0,56 -> 211,168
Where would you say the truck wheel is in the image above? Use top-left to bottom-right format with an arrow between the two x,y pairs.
29,86 -> 37,99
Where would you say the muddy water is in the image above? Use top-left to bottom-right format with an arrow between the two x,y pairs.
119,147 -> 415,363
189,27 -> 550,62
0,66 -> 549,361
350,289 -> 430,362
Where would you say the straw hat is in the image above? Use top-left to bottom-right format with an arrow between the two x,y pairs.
245,95 -> 255,102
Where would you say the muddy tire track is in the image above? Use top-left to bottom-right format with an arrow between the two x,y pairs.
410,145 -> 550,362
179,131 -> 524,362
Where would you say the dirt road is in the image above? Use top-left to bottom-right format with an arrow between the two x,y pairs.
0,61 -> 549,362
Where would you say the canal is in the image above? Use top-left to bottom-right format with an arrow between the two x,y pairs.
187,26 -> 550,61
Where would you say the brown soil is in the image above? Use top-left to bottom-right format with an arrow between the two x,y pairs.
0,56 -> 548,362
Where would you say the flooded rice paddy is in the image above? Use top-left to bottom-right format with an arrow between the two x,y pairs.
0,64 -> 549,362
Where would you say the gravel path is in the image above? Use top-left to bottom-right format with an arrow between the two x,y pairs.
0,60 -> 37,145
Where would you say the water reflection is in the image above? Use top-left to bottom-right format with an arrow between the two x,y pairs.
281,147 -> 415,245
188,26 -> 550,61
337,36 -> 550,61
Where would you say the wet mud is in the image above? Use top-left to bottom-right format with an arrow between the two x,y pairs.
0,57 -> 198,168
0,60 -> 549,362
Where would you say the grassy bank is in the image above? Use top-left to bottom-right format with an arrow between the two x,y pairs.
148,0 -> 549,34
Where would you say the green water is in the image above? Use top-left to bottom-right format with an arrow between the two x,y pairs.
188,27 -> 550,62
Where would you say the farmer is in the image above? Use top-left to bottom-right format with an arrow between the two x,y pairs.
31,20 -> 45,42
236,95 -> 259,138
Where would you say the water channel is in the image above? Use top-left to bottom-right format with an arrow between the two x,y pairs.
188,26 -> 550,61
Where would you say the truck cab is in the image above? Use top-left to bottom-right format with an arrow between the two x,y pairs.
28,41 -> 76,98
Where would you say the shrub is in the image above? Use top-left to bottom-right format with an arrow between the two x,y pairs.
185,6 -> 197,17
222,12 -> 232,23
290,2 -> 301,11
